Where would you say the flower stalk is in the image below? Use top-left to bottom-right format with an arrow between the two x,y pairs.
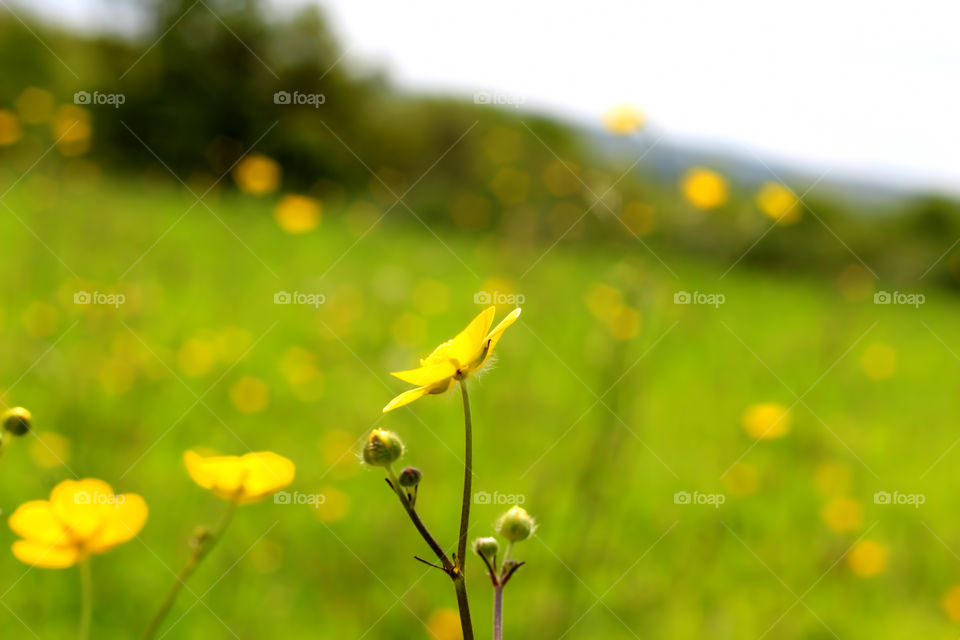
79,558 -> 92,640
142,500 -> 237,640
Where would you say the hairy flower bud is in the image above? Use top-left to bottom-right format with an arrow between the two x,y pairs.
496,506 -> 536,542
362,429 -> 404,467
398,467 -> 422,487
473,536 -> 499,560
2,407 -> 31,436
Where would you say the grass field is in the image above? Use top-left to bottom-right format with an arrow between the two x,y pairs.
1,174 -> 959,639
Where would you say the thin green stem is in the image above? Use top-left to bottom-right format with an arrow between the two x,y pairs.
493,585 -> 504,640
78,558 -> 92,640
458,380 -> 473,569
457,379 -> 475,640
385,466 -> 454,573
141,500 -> 237,640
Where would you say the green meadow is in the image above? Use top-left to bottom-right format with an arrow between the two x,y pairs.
1,175 -> 959,638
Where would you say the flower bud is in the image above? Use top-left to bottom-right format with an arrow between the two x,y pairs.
362,429 -> 404,467
398,467 -> 422,487
496,506 -> 536,542
473,536 -> 499,560
2,407 -> 31,436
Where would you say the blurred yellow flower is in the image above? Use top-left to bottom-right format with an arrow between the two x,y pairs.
22,301 -> 59,338
741,402 -> 791,440
9,479 -> 147,568
490,166 -> 530,205
233,153 -> 280,195
15,87 -> 55,124
860,342 -> 896,380
425,608 -> 463,640
314,487 -> 350,523
603,104 -> 645,135
942,585 -> 960,623
178,337 -> 217,377
681,167 -> 728,209
0,109 -> 23,146
383,306 -> 521,412
29,431 -> 71,468
847,539 -> 889,577
184,450 -> 294,504
755,182 -> 801,224
274,194 -> 321,233
821,496 -> 862,533
53,105 -> 92,156
230,376 -> 270,413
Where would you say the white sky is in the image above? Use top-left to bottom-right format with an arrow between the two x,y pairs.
18,0 -> 960,194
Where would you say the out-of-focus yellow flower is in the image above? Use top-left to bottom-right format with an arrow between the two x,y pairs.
741,402 -> 791,440
230,376 -> 269,413
411,279 -> 450,316
184,450 -> 294,504
585,283 -> 641,341
542,159 -> 581,197
233,153 -> 280,195
847,539 -> 888,577
942,585 -> 960,623
22,301 -> 59,338
755,182 -> 801,224
425,608 -> 462,640
490,166 -> 530,205
53,105 -> 92,156
723,462 -> 759,497
860,342 -> 896,380
836,265 -> 875,303
0,110 -> 23,146
603,104 -> 645,135
620,201 -> 656,236
9,479 -> 146,568
821,496 -> 862,533
178,337 -> 217,377
383,306 -> 522,412
273,194 -> 321,233
15,87 -> 55,124
29,431 -> 71,468
681,167 -> 728,209
314,487 -> 349,523
813,460 -> 851,496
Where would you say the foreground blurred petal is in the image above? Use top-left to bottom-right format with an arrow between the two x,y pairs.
86,494 -> 148,552
9,500 -> 66,544
12,540 -> 79,568
240,452 -> 295,502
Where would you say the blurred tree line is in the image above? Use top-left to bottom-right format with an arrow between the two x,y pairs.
1,0 -> 960,288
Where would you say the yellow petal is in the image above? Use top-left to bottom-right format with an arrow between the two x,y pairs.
50,479 -> 114,541
383,386 -> 430,412
12,539 -> 79,568
239,452 -> 295,503
446,306 -> 496,365
390,360 -> 457,386
85,493 -> 148,552
184,450 -> 245,497
484,307 -> 522,355
9,500 -> 66,544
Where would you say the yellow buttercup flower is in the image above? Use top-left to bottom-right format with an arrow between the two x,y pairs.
184,450 -> 294,504
383,306 -> 522,412
681,167 -> 728,209
9,479 -> 147,568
